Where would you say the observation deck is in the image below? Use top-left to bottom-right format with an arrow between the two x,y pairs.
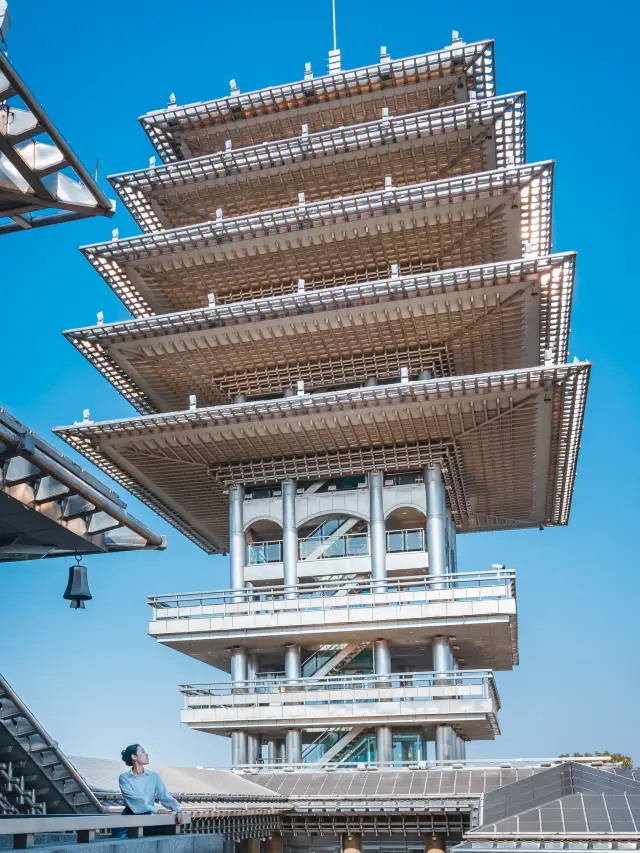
180,669 -> 500,742
148,569 -> 517,671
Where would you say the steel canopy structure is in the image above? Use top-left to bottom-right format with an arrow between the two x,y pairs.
0,9 -> 113,234
0,407 -> 165,560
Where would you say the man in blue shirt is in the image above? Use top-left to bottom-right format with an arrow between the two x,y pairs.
112,744 -> 183,838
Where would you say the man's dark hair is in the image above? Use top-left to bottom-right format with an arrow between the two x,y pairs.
121,744 -> 140,766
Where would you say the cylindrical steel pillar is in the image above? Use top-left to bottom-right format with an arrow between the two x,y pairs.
231,732 -> 248,767
374,639 -> 391,678
342,833 -> 363,853
435,725 -> 455,762
425,463 -> 447,586
229,484 -> 246,593
446,507 -> 457,574
282,479 -> 298,599
278,741 -> 286,763
432,636 -> 451,674
247,653 -> 259,688
265,836 -> 283,853
247,733 -> 261,766
231,647 -> 248,688
284,644 -> 301,684
285,729 -> 302,764
424,832 -> 446,853
369,471 -> 387,583
376,726 -> 393,765
266,739 -> 278,764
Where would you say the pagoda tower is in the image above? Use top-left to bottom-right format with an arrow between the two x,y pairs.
56,35 -> 589,769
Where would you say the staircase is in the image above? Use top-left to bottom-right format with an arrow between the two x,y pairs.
302,641 -> 370,679
0,673 -> 102,814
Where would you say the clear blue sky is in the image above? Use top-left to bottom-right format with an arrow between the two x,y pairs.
1,0 -> 638,769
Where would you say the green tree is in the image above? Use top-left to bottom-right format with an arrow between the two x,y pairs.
559,751 -> 634,770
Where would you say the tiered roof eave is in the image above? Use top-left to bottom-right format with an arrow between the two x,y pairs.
140,40 -> 495,162
64,252 -> 576,416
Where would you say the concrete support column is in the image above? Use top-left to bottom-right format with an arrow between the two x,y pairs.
247,653 -> 259,689
374,639 -> 391,680
231,732 -> 248,767
435,725 -> 455,762
432,636 -> 451,674
433,633 -> 454,763
247,734 -> 261,766
282,479 -> 298,599
265,836 -> 283,853
425,463 -> 447,587
369,470 -> 387,584
424,833 -> 446,853
376,726 -> 393,765
342,833 -> 363,853
285,729 -> 302,764
229,484 -> 246,594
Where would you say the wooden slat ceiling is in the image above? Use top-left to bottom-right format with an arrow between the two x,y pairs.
65,254 -> 575,415
141,41 -> 495,162
112,95 -> 524,232
54,365 -> 590,554
83,162 -> 552,318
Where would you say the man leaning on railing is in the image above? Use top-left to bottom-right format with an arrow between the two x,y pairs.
112,744 -> 183,839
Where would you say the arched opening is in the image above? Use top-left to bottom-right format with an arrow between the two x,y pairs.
298,512 -> 369,561
385,506 -> 426,553
245,519 -> 283,565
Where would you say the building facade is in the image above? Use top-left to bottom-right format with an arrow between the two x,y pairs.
56,35 -> 589,772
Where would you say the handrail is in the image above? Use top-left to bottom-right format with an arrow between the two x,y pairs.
246,528 -> 427,564
149,568 -> 515,611
181,669 -> 498,702
0,813 -> 190,845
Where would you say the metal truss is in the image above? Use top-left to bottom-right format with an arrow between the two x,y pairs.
53,363 -> 590,554
0,407 -> 164,560
140,41 -> 495,162
0,48 -> 113,234
82,161 -> 552,318
112,94 -> 525,233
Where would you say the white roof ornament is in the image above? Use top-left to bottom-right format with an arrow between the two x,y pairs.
544,347 -> 555,366
207,292 -> 216,307
380,46 -> 391,63
297,278 -> 305,293
189,394 -> 197,412
304,62 -> 313,81
452,30 -> 465,45
229,79 -> 240,97
148,156 -> 156,168
168,93 -> 177,106
297,380 -> 305,396
82,409 -> 92,424
96,311 -> 104,326
111,227 -> 119,240
328,48 -> 341,76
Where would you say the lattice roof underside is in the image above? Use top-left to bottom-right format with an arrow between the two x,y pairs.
113,94 -> 525,233
0,407 -> 163,560
0,50 -> 113,234
66,254 -> 574,415
54,364 -> 589,554
141,41 -> 495,162
83,162 -> 552,318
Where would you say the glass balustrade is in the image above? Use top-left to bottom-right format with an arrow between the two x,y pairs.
246,528 -> 426,565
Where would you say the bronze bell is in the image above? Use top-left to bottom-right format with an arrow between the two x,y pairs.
63,557 -> 92,609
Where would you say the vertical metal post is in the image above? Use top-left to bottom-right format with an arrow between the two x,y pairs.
278,741 -> 286,763
432,636 -> 451,674
231,647 -> 248,689
425,463 -> 447,587
424,833 -> 446,853
267,739 -> 278,764
247,653 -> 259,688
342,834 -> 363,853
376,726 -> 393,765
231,732 -> 248,767
446,507 -> 457,574
247,734 -> 261,766
369,471 -> 387,583
433,634 -> 454,762
229,484 -> 246,595
286,729 -> 302,764
435,726 -> 455,762
374,639 -> 391,679
282,480 -> 298,599
284,644 -> 301,684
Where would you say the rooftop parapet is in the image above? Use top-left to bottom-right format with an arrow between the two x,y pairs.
82,161 -> 552,318
53,363 -> 589,553
65,253 -> 574,415
113,94 -> 525,232
141,41 -> 495,162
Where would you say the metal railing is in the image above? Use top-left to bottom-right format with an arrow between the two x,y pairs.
181,669 -> 499,709
149,568 -> 515,618
245,528 -> 427,565
0,814 -> 190,848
